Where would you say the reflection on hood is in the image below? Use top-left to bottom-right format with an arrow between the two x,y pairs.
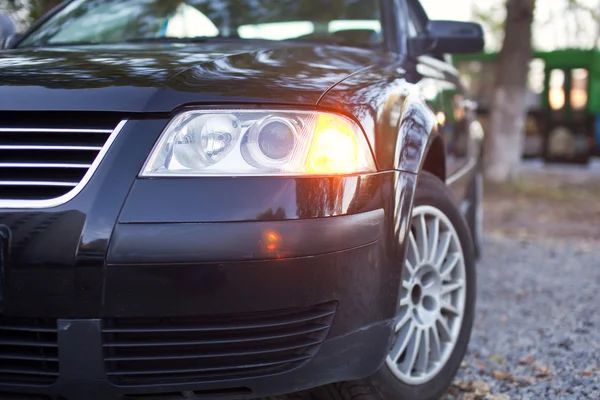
0,42 -> 379,112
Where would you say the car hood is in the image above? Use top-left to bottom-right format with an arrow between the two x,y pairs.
0,42 -> 376,113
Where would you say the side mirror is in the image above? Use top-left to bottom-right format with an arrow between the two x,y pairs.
0,13 -> 18,49
410,20 -> 484,56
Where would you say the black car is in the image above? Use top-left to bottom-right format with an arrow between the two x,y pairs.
0,1 -> 485,399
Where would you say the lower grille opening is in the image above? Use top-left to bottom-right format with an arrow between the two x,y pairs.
0,392 -> 53,400
0,318 -> 59,385
103,302 -> 337,385
123,387 -> 252,399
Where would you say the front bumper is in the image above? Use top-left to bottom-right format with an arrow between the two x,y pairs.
0,120 -> 417,399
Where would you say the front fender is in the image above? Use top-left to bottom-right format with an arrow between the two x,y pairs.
395,88 -> 441,174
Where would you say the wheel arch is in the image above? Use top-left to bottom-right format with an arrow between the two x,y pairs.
394,90 -> 446,181
421,135 -> 446,182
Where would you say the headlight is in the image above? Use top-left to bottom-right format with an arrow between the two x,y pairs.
141,109 -> 376,176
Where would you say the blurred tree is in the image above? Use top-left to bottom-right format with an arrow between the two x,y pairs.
566,0 -> 600,48
472,0 -> 600,51
4,0 -> 62,25
486,0 -> 536,182
471,1 -> 506,50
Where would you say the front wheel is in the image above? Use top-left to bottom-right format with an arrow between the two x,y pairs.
377,172 -> 476,399
282,172 -> 476,400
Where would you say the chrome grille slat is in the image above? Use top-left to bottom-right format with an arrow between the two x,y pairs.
0,163 -> 92,169
0,120 -> 127,207
0,128 -> 113,133
0,181 -> 78,187
0,145 -> 103,151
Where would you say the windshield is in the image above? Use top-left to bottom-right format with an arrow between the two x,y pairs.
18,0 -> 383,48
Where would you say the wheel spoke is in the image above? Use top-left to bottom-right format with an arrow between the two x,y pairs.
389,322 -> 415,361
405,260 -> 415,275
394,310 -> 411,332
430,324 -> 442,361
435,232 -> 452,269
440,253 -> 460,280
415,214 -> 429,262
408,231 -> 420,265
399,328 -> 422,374
441,300 -> 460,316
415,326 -> 430,374
441,281 -> 464,296
437,316 -> 452,342
427,216 -> 440,263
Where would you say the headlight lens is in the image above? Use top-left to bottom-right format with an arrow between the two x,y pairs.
172,114 -> 241,168
141,110 -> 375,176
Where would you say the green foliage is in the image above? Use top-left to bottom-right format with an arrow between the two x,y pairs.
3,0 -> 62,26
471,0 -> 506,51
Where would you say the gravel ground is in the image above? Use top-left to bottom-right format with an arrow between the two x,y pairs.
448,234 -> 600,400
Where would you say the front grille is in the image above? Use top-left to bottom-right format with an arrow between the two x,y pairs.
103,302 -> 337,386
0,317 -> 59,385
0,112 -> 123,202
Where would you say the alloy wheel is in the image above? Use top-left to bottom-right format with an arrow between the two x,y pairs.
386,205 -> 467,385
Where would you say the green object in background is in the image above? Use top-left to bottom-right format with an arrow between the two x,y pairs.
452,49 -> 600,163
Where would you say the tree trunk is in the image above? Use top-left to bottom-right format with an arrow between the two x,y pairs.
486,0 -> 536,182
28,0 -> 63,22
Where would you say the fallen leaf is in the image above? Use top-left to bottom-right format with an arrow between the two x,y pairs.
489,395 -> 511,400
492,370 -> 512,381
518,355 -> 535,365
582,370 -> 594,377
512,375 -> 536,386
471,380 -> 491,395
474,361 -> 487,369
533,365 -> 551,377
489,354 -> 505,364
454,380 -> 471,391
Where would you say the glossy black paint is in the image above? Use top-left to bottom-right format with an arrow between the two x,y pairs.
0,0 -> 483,397
120,173 -> 386,223
110,209 -> 384,263
0,43 -> 384,112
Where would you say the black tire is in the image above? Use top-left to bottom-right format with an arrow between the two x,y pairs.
280,172 -> 477,400
466,165 -> 483,261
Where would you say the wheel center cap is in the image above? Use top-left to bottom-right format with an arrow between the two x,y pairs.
410,264 -> 443,327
